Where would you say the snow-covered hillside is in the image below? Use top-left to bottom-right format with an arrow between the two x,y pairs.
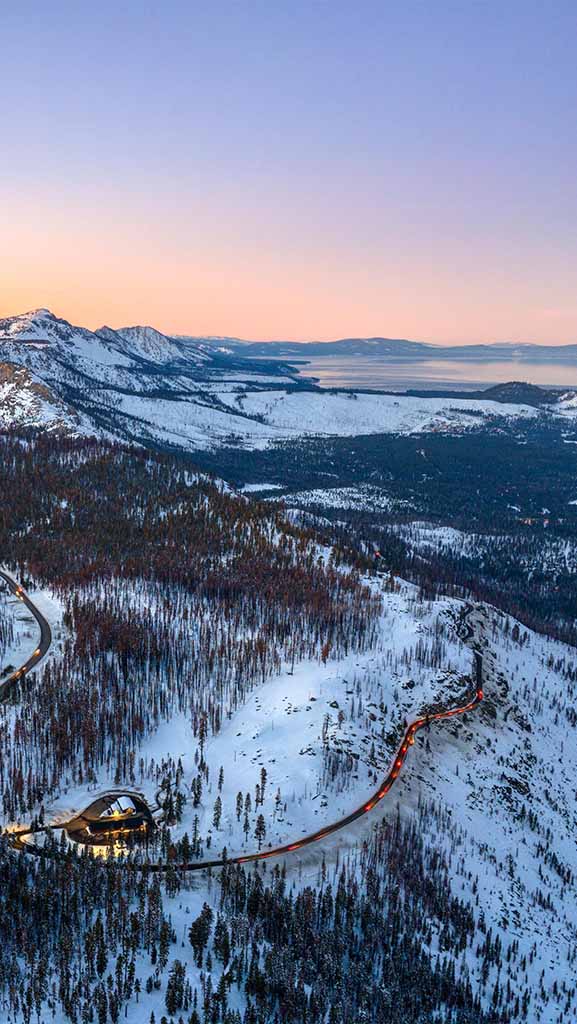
225,387 -> 539,438
0,362 -> 82,432
71,383 -> 545,451
17,573 -> 577,1022
2,427 -> 576,1022
132,589 -> 577,1021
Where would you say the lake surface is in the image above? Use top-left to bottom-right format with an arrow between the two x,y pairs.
292,357 -> 577,391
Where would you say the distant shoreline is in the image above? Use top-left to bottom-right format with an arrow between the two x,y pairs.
283,355 -> 577,392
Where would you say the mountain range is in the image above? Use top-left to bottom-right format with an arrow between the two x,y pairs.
177,334 -> 577,364
2,307 -> 577,453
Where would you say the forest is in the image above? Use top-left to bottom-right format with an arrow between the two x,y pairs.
185,419 -> 577,527
0,432 -> 382,822
178,419 -> 577,641
0,807 -> 536,1024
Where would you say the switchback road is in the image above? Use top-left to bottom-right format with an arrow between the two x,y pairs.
1,573 -> 483,871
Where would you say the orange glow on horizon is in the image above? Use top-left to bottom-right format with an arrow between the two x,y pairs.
2,198 -> 577,345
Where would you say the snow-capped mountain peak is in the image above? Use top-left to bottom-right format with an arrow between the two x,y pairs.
0,309 -> 135,368
98,323 -> 208,365
23,307 -> 55,320
0,308 -> 215,377
0,307 -> 60,342
0,307 -> 223,446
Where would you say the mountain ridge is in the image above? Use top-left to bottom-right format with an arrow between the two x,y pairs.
5,309 -> 577,362
185,335 -> 577,363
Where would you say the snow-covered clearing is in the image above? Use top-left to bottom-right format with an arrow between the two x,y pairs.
230,389 -> 539,441
395,520 -> 577,576
240,482 -> 284,493
271,484 -> 413,513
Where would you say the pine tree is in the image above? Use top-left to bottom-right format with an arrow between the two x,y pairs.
213,795 -> 222,830
255,814 -> 266,850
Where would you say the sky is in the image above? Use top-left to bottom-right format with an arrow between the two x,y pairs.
1,1 -> 577,343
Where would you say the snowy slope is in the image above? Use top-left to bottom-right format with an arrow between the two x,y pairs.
230,386 -> 539,436
75,384 -> 543,451
402,603 -> 577,1022
0,362 -> 82,432
142,589 -> 577,1022
136,589 -> 577,1022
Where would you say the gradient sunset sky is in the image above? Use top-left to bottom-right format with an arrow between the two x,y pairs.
2,2 -> 576,343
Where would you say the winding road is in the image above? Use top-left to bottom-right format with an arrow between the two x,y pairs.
0,570 -> 52,700
0,570 -> 483,871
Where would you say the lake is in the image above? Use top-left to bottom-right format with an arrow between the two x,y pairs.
291,357 -> 577,391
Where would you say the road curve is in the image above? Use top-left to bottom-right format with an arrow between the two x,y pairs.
148,647 -> 483,872
0,570 -> 52,701
1,574 -> 483,872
